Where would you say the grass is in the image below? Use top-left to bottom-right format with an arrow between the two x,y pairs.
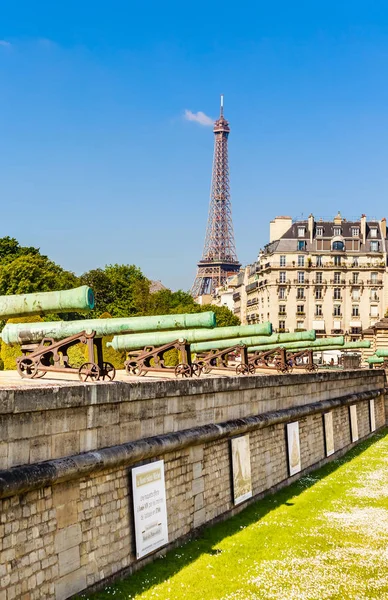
82,429 -> 388,600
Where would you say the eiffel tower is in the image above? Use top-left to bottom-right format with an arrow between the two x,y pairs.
191,95 -> 240,298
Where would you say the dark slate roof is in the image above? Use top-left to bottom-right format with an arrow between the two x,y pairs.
280,220 -> 383,240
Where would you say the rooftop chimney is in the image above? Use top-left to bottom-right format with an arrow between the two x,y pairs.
308,213 -> 314,243
360,214 -> 366,245
380,218 -> 386,240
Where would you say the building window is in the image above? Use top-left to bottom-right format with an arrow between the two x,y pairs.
352,288 -> 360,301
279,305 -> 286,315
352,305 -> 359,317
315,287 -> 322,299
279,320 -> 285,331
298,255 -> 305,267
296,305 -> 304,315
333,305 -> 341,316
296,320 -> 304,329
296,287 -> 305,299
332,241 -> 345,251
370,241 -> 379,252
352,272 -> 359,284
370,272 -> 378,283
279,287 -> 286,299
298,240 -> 306,251
316,272 -> 323,284
333,288 -> 341,300
280,255 -> 286,267
279,271 -> 286,283
352,257 -> 359,267
316,226 -> 323,237
297,271 -> 305,283
333,227 -> 341,236
315,305 -> 323,316
334,272 -> 341,284
334,255 -> 341,266
298,227 -> 305,237
370,228 -> 378,238
370,305 -> 379,318
352,227 -> 359,237
316,256 -> 323,267
370,289 -> 378,301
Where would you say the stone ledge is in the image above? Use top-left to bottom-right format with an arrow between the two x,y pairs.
0,369 -> 384,415
0,387 -> 383,500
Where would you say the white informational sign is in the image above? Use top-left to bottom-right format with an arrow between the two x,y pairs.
231,435 -> 252,505
349,405 -> 359,442
323,412 -> 335,457
132,460 -> 169,560
369,399 -> 376,432
286,421 -> 301,476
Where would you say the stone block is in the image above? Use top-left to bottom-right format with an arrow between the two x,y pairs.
58,545 -> 81,577
56,501 -> 78,530
52,432 -> 80,459
55,567 -> 86,600
79,429 -> 98,453
192,461 -> 203,479
54,524 -> 81,554
192,477 -> 204,495
29,437 -> 50,464
8,440 -> 30,468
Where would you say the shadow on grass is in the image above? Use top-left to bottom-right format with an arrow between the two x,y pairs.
81,428 -> 387,600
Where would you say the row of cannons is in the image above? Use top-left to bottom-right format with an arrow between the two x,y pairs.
0,286 -> 371,381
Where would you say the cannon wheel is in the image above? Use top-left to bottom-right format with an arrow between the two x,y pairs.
191,362 -> 202,377
78,362 -> 100,382
197,360 -> 211,374
17,358 -> 38,379
101,362 -> 116,381
236,364 -> 249,376
248,363 -> 256,375
175,363 -> 192,378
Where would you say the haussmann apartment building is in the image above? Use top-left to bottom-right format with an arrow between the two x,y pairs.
239,213 -> 388,340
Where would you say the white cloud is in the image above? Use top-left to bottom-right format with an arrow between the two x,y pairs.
0,40 -> 11,48
184,109 -> 214,126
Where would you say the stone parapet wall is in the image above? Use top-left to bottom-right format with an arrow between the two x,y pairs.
0,370 -> 384,470
0,372 -> 386,599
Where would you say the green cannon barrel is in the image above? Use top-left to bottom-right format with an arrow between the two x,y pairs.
248,336 -> 344,353
375,348 -> 388,357
0,286 -> 94,320
190,330 -> 315,354
367,356 -> 385,364
1,311 -> 216,346
107,322 -> 273,352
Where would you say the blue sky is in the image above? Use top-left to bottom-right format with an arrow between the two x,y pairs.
2,1 -> 388,290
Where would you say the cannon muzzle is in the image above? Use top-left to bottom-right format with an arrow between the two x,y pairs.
0,286 -> 94,320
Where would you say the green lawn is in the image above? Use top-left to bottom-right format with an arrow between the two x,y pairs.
82,429 -> 388,600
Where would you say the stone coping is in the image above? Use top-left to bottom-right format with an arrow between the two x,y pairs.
0,369 -> 383,414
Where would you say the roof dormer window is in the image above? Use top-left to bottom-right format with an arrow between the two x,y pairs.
298,226 -> 305,237
333,226 -> 341,236
370,228 -> 378,238
352,227 -> 359,237
316,226 -> 323,237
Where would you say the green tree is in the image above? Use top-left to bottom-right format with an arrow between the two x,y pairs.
193,304 -> 240,327
0,254 -> 78,295
0,236 -> 40,265
80,264 -> 149,317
